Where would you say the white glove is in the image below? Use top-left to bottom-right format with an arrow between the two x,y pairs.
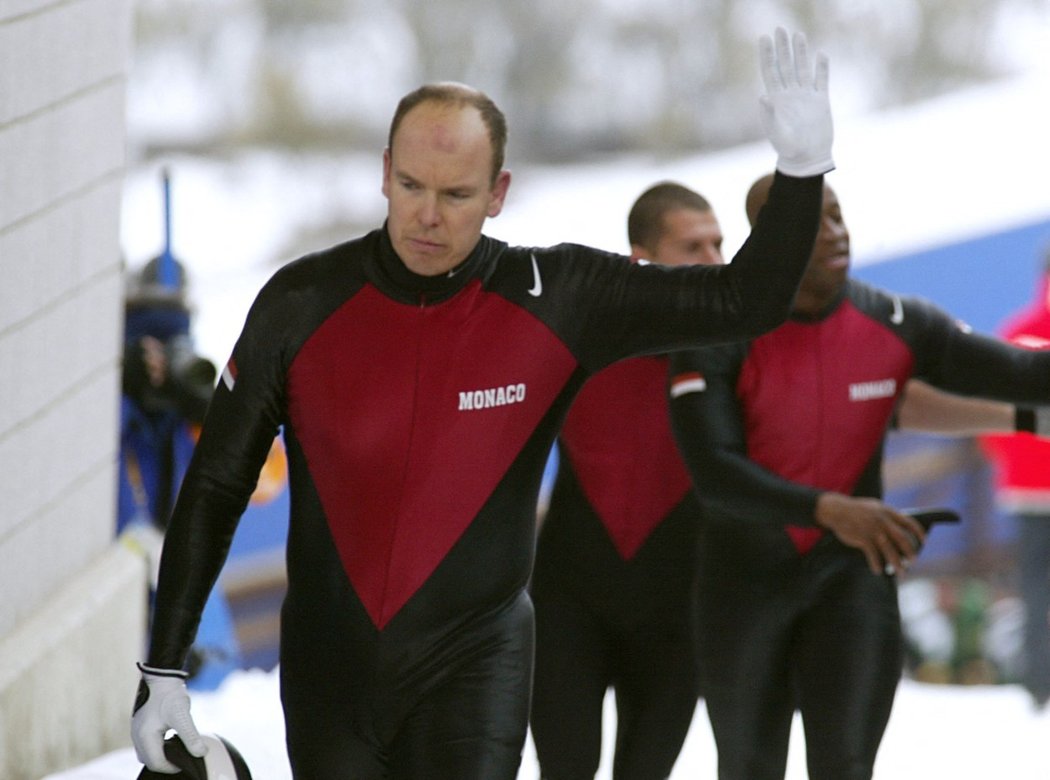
758,27 -> 834,177
131,664 -> 207,773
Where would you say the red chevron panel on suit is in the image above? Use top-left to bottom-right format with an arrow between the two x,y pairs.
737,300 -> 914,553
560,356 -> 692,560
287,281 -> 577,628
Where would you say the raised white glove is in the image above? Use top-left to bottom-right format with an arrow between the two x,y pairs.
758,27 -> 834,177
131,664 -> 207,773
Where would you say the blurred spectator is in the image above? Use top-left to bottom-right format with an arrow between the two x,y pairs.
119,255 -> 214,533
981,246 -> 1050,709
118,253 -> 241,690
899,575 -> 1026,687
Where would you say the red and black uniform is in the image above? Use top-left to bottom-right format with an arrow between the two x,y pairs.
530,356 -> 701,780
146,173 -> 822,779
668,278 -> 1050,780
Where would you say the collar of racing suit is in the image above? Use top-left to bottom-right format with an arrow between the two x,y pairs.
787,282 -> 849,324
370,222 -> 504,305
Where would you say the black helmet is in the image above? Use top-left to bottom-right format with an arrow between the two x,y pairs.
137,733 -> 252,780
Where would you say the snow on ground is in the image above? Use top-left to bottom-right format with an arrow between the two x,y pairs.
45,666 -> 1050,779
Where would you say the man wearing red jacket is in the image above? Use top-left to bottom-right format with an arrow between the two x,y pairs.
981,247 -> 1050,709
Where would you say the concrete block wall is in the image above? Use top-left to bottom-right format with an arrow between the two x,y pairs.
0,1 -> 144,777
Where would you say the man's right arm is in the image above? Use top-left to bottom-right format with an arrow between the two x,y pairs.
145,309 -> 286,669
667,346 -> 820,525
132,280 -> 287,771
667,347 -> 923,575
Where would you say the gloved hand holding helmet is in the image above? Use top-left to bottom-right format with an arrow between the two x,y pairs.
131,664 -> 207,774
136,732 -> 253,780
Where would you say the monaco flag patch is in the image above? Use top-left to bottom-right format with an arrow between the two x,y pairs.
669,371 -> 706,398
221,358 -> 238,391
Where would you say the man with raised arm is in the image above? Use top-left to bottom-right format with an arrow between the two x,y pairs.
131,29 -> 833,779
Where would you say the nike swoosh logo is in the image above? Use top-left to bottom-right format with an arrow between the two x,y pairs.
528,253 -> 543,297
890,295 -> 904,325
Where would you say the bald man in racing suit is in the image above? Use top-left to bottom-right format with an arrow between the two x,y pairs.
668,173 -> 1050,780
131,31 -> 834,780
